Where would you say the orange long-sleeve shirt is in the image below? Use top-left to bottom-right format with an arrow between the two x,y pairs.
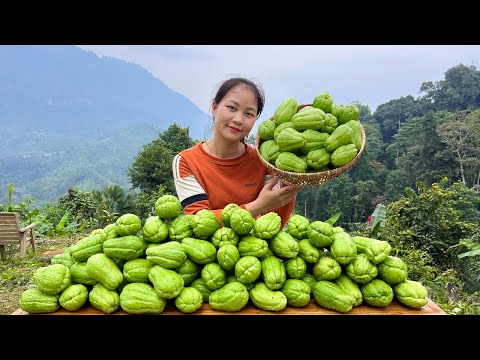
172,142 -> 296,229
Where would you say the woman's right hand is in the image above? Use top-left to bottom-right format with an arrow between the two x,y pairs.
246,176 -> 303,217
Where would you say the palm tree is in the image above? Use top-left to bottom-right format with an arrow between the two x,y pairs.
92,184 -> 136,227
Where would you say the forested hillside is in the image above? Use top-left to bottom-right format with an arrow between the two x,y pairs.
296,63 -> 480,225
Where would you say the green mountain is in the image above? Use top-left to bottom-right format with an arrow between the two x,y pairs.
0,45 -> 210,206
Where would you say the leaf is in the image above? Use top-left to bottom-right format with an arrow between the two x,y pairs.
405,187 -> 416,199
77,220 -> 89,233
370,221 -> 382,238
370,204 -> 386,230
325,213 -> 341,225
458,249 -> 480,259
55,211 -> 70,234
459,239 -> 480,250
7,183 -> 13,209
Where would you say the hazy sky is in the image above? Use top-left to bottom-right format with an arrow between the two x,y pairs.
77,45 -> 480,125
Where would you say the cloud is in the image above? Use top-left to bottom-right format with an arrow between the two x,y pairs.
77,45 -> 480,123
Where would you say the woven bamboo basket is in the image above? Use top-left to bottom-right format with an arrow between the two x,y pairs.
255,104 -> 366,186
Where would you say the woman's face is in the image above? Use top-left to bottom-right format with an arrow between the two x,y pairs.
211,84 -> 258,142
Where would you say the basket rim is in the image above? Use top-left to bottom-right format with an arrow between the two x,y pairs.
255,106 -> 366,186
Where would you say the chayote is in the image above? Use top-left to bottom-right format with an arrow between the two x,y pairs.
33,264 -> 72,295
120,282 -> 166,314
201,263 -> 227,291
211,227 -> 239,249
209,281 -> 249,312
89,283 -> 120,314
221,203 -> 241,228
115,213 -> 142,236
175,287 -> 203,314
284,257 -> 307,279
253,212 -> 281,240
176,258 -> 201,286
216,244 -> 240,271
19,287 -> 60,314
155,194 -> 182,220
377,255 -> 408,284
286,214 -> 310,240
393,280 -> 429,309
59,284 -> 89,311
142,215 -> 169,243
149,265 -> 184,299
229,208 -> 255,236
281,279 -> 311,307
168,214 -> 194,242
361,279 -> 394,308
250,282 -> 287,312
192,209 -> 221,239
234,255 -> 262,284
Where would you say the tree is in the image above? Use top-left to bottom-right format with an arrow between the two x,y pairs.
128,123 -> 196,218
381,178 -> 477,278
157,123 -> 195,155
91,184 -> 136,226
129,123 -> 195,196
55,187 -> 95,224
419,64 -> 480,112
385,112 -> 451,193
373,95 -> 423,143
436,109 -> 480,186
129,141 -> 174,194
354,101 -> 375,124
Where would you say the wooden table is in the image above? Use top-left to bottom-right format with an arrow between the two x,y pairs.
12,298 -> 446,315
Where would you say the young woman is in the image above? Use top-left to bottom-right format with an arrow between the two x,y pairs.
172,76 -> 303,229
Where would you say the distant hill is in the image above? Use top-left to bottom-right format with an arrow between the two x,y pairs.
0,45 -> 211,206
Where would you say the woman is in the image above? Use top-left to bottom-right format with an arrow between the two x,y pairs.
172,76 -> 303,229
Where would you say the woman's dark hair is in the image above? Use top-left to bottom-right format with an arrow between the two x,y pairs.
212,77 -> 265,119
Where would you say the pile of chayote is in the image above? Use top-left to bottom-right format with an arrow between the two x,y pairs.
18,195 -> 429,315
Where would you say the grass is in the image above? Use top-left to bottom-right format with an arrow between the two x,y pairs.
0,235 -> 80,315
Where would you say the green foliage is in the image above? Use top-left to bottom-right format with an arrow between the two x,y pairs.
46,211 -> 76,237
383,110 -> 460,203
436,109 -> 480,186
129,123 -> 195,200
348,221 -> 371,237
394,247 -> 439,284
91,184 -> 137,228
447,291 -> 480,315
362,123 -> 388,165
0,182 -> 39,225
31,188 -> 98,237
447,230 -> 480,292
57,188 -> 97,225
296,169 -> 384,229
374,95 -> 424,143
381,178 -> 480,293
419,64 -> 480,112
296,175 -> 356,226
0,183 -> 14,211
133,185 -> 167,221
370,203 -> 386,234
157,123 -> 196,155
0,259 -> 42,290
0,124 -> 158,206
448,181 -> 480,223
325,212 -> 341,225
32,206 -> 79,237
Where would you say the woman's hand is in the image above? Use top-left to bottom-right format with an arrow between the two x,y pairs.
245,176 -> 304,218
